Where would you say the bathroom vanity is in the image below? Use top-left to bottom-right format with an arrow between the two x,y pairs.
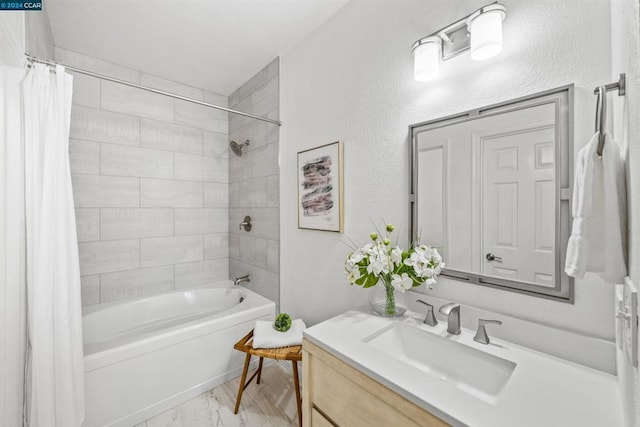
302,307 -> 623,427
303,337 -> 447,426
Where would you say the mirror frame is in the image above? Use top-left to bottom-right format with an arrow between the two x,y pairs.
409,85 -> 575,303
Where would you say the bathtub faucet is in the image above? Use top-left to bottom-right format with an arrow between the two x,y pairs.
234,274 -> 251,286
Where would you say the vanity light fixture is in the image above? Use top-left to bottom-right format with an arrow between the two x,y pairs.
412,2 -> 506,81
413,36 -> 441,82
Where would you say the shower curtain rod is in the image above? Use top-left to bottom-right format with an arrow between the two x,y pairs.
24,53 -> 282,127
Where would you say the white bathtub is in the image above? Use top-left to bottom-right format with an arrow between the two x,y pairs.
82,283 -> 275,427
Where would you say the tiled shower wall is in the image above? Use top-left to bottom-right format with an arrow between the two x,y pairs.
228,58 -> 280,308
58,48 -> 231,307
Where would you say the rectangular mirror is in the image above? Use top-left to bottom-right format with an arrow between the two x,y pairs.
410,86 -> 574,301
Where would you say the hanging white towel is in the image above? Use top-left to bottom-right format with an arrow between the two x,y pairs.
252,319 -> 306,349
565,132 -> 627,282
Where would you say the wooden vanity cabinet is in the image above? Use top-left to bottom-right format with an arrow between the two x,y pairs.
302,339 -> 449,427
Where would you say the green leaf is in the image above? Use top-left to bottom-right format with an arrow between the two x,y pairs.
274,313 -> 292,332
361,274 -> 378,288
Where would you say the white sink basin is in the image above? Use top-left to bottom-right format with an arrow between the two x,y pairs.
363,322 -> 516,403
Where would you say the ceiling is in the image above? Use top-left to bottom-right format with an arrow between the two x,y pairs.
45,0 -> 349,95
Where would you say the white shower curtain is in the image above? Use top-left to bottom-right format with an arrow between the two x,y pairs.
23,63 -> 85,426
0,64 -> 28,427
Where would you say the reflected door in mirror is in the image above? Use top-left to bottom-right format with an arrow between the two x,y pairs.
482,126 -> 555,286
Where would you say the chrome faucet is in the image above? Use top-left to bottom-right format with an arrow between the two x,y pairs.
439,302 -> 461,335
234,274 -> 250,286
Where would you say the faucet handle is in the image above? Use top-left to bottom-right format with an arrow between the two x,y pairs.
474,319 -> 502,345
416,299 -> 438,326
239,215 -> 252,232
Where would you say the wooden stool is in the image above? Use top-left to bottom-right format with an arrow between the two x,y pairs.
233,329 -> 303,426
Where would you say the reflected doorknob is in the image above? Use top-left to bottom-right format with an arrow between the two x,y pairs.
486,253 -> 503,262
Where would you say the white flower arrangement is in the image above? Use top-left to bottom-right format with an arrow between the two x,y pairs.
345,223 -> 444,295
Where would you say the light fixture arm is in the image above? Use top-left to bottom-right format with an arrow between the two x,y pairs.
411,36 -> 442,54
466,3 -> 507,29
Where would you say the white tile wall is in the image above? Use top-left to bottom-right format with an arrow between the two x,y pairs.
70,105 -> 140,146
229,178 -> 267,208
55,47 -> 141,82
100,143 -> 174,179
204,131 -> 229,158
204,183 -> 228,207
101,80 -> 174,122
203,90 -> 228,107
100,208 -> 174,240
81,275 -> 100,306
203,233 -> 229,259
68,72 -> 100,108
230,233 -> 268,268
174,99 -> 228,133
229,153 -> 251,182
228,57 -> 280,309
100,266 -> 174,301
174,259 -> 228,288
141,119 -> 204,155
267,240 -> 279,273
266,58 -> 279,82
75,208 -> 100,242
78,239 -> 140,276
250,143 -> 279,178
251,78 -> 279,117
72,174 -> 140,208
174,208 -> 228,235
267,111 -> 279,145
69,139 -> 100,175
234,66 -> 269,107
267,175 -> 279,208
64,50 -> 279,307
140,235 -> 203,267
228,96 -> 255,132
175,153 -> 227,182
140,179 -> 203,207
58,48 -> 230,306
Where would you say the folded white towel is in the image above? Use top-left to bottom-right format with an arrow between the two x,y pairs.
565,132 -> 627,282
252,319 -> 306,349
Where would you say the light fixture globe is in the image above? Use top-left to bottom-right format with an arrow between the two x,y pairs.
468,5 -> 506,61
413,36 -> 441,81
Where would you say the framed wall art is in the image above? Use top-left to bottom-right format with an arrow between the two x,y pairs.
297,141 -> 344,232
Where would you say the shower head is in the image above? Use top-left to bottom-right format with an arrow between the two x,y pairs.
229,139 -> 250,157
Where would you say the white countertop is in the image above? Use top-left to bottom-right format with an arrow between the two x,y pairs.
303,307 -> 623,427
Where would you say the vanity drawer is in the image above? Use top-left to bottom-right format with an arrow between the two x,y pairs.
311,408 -> 335,427
302,339 -> 448,427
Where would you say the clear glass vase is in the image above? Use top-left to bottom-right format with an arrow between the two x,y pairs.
368,279 -> 408,317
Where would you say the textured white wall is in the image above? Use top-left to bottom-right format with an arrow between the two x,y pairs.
0,13 -> 25,66
280,0 -> 617,343
611,0 -> 640,425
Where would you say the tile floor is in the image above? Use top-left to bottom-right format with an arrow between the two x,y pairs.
134,361 -> 299,427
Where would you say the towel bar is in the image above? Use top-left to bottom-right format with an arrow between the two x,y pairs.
594,73 -> 626,158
